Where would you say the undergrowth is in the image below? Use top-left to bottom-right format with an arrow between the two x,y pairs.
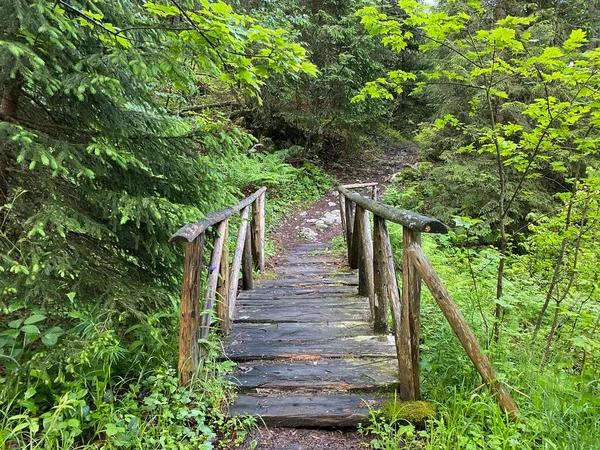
0,149 -> 333,449
360,221 -> 600,450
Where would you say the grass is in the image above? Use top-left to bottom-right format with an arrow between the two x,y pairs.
360,222 -> 600,450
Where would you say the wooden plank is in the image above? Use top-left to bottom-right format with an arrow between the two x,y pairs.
229,322 -> 378,341
231,358 -> 398,391
229,394 -> 388,427
241,285 -> 357,295
171,187 -> 266,243
200,220 -> 227,341
242,217 -> 253,290
234,306 -> 371,323
226,334 -> 396,360
401,227 -> 421,400
337,186 -> 447,234
228,206 -> 250,319
216,221 -> 230,333
407,244 -> 519,416
178,235 -> 204,387
373,216 -> 389,334
236,297 -> 368,308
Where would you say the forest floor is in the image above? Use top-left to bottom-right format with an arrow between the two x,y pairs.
235,143 -> 418,450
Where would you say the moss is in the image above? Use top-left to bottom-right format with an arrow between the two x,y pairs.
379,400 -> 436,426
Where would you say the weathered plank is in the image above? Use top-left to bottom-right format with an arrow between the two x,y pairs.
229,394 -> 389,427
231,358 -> 398,391
234,306 -> 371,323
229,322 -> 378,341
226,334 -> 395,360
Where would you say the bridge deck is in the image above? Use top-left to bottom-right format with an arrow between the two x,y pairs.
225,243 -> 398,427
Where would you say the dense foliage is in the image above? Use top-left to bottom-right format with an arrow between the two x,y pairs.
0,0 -> 325,447
2,0 -> 599,448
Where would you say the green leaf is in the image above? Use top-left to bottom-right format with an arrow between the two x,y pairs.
20,325 -> 40,335
24,314 -> 46,325
564,29 -> 587,52
8,319 -> 23,329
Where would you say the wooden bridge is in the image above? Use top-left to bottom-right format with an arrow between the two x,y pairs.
171,184 -> 518,427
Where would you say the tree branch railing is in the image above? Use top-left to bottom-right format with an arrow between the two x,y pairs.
337,184 -> 518,417
171,187 -> 266,386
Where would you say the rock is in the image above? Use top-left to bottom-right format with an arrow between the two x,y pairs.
298,227 -> 318,241
328,201 -> 337,207
315,220 -> 328,230
305,218 -> 318,223
321,210 -> 341,225
299,211 -> 308,216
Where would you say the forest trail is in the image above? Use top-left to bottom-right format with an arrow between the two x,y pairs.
223,146 -> 419,448
225,242 -> 397,427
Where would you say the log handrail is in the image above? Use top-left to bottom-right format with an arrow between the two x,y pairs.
338,185 -> 447,233
173,187 -> 266,386
337,184 -> 518,417
170,187 -> 267,243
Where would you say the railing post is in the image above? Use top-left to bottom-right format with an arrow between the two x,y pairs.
401,226 -> 422,400
242,219 -> 253,290
216,220 -> 230,334
374,217 -> 406,391
200,220 -> 228,345
372,215 -> 389,334
251,193 -> 265,271
178,234 -> 204,387
351,205 -> 362,271
339,192 -> 347,242
228,206 -> 250,320
357,205 -> 376,320
345,197 -> 355,265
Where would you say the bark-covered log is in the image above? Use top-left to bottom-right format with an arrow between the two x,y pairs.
228,206 -> 251,319
178,235 -> 204,387
216,222 -> 231,334
242,219 -> 253,290
251,192 -> 265,271
402,227 -> 421,400
338,193 -> 347,242
171,187 -> 266,243
341,182 -> 379,189
407,244 -> 519,417
373,216 -> 390,335
200,220 -> 228,342
337,186 -> 447,234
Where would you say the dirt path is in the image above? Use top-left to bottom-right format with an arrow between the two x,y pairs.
268,143 -> 418,266
235,144 -> 417,450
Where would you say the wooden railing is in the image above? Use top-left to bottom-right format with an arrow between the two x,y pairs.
337,184 -> 519,417
171,187 -> 266,386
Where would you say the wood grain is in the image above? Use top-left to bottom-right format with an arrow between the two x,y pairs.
178,235 -> 204,386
